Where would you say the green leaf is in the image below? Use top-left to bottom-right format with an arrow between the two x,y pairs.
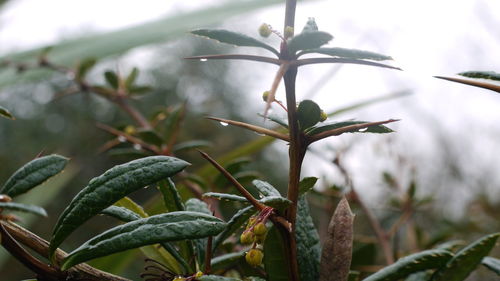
297,100 -> 322,130
0,0 -> 286,88
128,85 -> 153,95
264,226 -> 290,281
50,156 -> 190,258
114,196 -> 148,218
405,271 -> 432,281
191,29 -> 279,56
299,47 -> 392,61
307,120 -> 394,135
173,140 -> 212,152
1,154 -> 69,197
61,211 -> 226,270
157,179 -> 185,212
125,67 -> 139,88
213,205 -> 255,252
211,251 -> 246,272
298,177 -> 318,195
431,233 -> 500,281
0,202 -> 47,217
163,104 -> 185,143
204,192 -> 248,203
136,129 -> 164,147
482,256 -> 500,276
296,196 -> 321,281
104,71 -> 119,89
100,206 -> 141,222
185,198 -> 212,267
459,71 -> 500,81
0,105 -> 15,120
76,57 -> 97,80
287,31 -> 333,55
203,192 -> 291,210
252,179 -> 281,197
362,249 -> 453,281
198,276 -> 242,281
349,271 -> 361,281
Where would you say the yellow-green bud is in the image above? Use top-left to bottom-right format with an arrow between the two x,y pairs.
258,24 -> 272,38
240,231 -> 255,244
320,110 -> 327,122
195,271 -> 203,278
247,216 -> 258,228
255,233 -> 267,244
262,91 -> 271,102
284,26 -> 294,38
124,125 -> 136,135
172,277 -> 186,281
253,222 -> 267,236
245,249 -> 264,267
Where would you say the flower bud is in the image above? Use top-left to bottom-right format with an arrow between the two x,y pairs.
124,125 -> 135,135
253,222 -> 267,236
172,277 -> 186,281
258,24 -> 272,38
247,216 -> 257,228
284,26 -> 294,38
195,271 -> 203,278
245,249 -> 264,267
262,91 -> 271,102
240,231 -> 255,244
320,110 -> 327,122
255,233 -> 267,244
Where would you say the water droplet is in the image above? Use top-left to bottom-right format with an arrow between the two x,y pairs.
133,144 -> 142,150
118,136 -> 127,142
220,122 -> 229,127
359,128 -> 368,132
200,58 -> 208,62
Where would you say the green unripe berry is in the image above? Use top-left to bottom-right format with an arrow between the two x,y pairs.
240,231 -> 255,244
253,222 -> 267,236
245,249 -> 264,267
258,24 -> 272,38
320,110 -> 327,122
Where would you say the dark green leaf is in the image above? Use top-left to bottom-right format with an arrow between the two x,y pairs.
0,105 -> 14,120
307,120 -> 394,135
459,71 -> 500,81
299,47 -> 392,61
264,226 -> 290,281
349,271 -> 361,281
431,233 -> 500,281
1,154 -> 69,197
173,140 -> 212,152
157,179 -> 185,212
203,192 -> 247,203
205,192 -> 291,210
76,57 -> 97,80
298,177 -> 318,195
211,251 -> 246,272
163,105 -> 185,142
297,100 -> 322,130
100,206 -> 141,222
213,206 -> 255,252
198,276 -> 242,281
362,249 -> 453,281
482,256 -> 500,276
128,85 -> 153,95
185,198 -> 211,267
136,129 -> 164,147
50,156 -> 190,258
0,202 -> 47,217
61,211 -> 226,270
296,196 -> 321,281
252,179 -> 281,197
125,67 -> 139,88
287,31 -> 333,55
405,271 -> 432,281
104,71 -> 119,89
191,29 -> 279,56
434,240 -> 466,253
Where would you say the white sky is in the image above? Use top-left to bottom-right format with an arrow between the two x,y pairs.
1,0 -> 500,217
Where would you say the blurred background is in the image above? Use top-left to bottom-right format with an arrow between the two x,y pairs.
0,0 -> 499,280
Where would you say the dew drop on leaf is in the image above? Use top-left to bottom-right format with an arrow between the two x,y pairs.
220,122 -> 229,127
118,136 -> 127,142
200,58 -> 208,62
133,144 -> 142,150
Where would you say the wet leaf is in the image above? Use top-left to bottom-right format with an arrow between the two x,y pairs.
296,196 -> 321,281
252,180 -> 281,197
299,47 -> 392,61
0,202 -> 47,217
482,256 -> 500,276
157,179 -> 185,212
264,226 -> 290,281
100,206 -> 141,222
213,206 -> 255,252
104,71 -> 119,89
298,177 -> 318,195
307,120 -> 394,135
287,31 -> 333,55
459,71 -> 500,81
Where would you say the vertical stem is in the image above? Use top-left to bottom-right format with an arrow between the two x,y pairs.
281,1 -> 301,280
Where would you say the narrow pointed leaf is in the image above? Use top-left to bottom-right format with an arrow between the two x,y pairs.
298,177 -> 318,195
297,100 -> 322,130
459,71 -> 500,81
299,47 -> 392,61
307,120 -> 394,135
76,57 -> 97,80
482,256 -> 500,275
0,105 -> 14,120
100,206 -> 141,222
185,198 -> 211,267
1,154 -> 69,197
302,17 -> 318,32
191,29 -> 279,56
204,192 -> 248,203
104,71 -> 119,89
213,205 -> 255,252
405,271 -> 433,281
287,31 -> 333,55
203,192 -> 291,210
252,180 -> 281,197
157,179 -> 185,212
115,196 -> 148,218
296,196 -> 321,281
0,202 -> 47,217
125,67 -> 139,88
362,249 -> 454,281
431,233 -> 500,281
50,156 -> 190,257
211,251 -> 246,272
264,226 -> 290,281
61,211 -> 225,270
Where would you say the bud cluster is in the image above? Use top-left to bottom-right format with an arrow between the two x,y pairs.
240,207 -> 274,267
172,271 -> 203,281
